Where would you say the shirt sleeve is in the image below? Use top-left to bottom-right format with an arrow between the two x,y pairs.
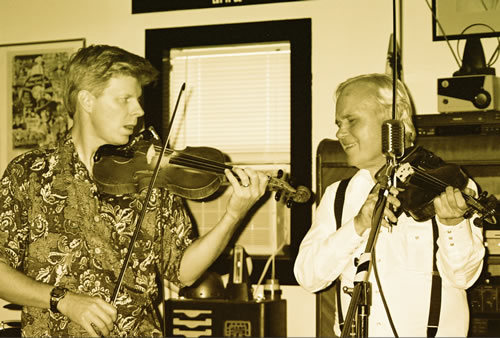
436,178 -> 485,289
294,181 -> 367,292
0,162 -> 29,269
159,191 -> 194,288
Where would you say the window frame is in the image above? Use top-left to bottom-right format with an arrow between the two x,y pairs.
144,19 -> 312,285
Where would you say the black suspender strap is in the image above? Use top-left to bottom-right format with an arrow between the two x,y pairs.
333,178 -> 351,331
427,217 -> 442,337
334,179 -> 351,226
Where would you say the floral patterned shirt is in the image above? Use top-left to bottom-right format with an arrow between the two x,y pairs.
0,132 -> 193,337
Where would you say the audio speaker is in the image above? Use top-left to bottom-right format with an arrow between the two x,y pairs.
437,75 -> 500,113
315,139 -> 358,337
165,299 -> 286,337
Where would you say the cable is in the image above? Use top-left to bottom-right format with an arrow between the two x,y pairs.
372,249 -> 399,337
392,0 -> 398,118
252,242 -> 285,299
457,23 -> 500,67
490,44 -> 500,66
424,0 -> 462,69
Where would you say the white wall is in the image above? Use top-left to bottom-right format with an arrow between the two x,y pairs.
1,0 -> 498,336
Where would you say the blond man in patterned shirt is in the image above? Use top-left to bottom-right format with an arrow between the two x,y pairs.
0,44 -> 268,337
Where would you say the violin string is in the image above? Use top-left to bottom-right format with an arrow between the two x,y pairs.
411,165 -> 465,192
407,167 -> 448,190
411,167 -> 449,188
153,146 -> 232,173
409,166 -> 485,211
171,156 -> 227,174
172,155 -> 228,172
151,146 -> 288,190
156,146 -> 229,171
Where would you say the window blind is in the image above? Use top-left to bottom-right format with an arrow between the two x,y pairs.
167,42 -> 291,165
166,42 -> 292,256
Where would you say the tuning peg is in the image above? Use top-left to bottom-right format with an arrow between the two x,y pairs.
277,169 -> 284,178
275,191 -> 282,202
286,200 -> 293,208
343,286 -> 353,296
473,217 -> 484,227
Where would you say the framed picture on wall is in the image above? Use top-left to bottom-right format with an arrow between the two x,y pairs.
432,0 -> 500,40
0,38 -> 85,160
132,0 -> 308,13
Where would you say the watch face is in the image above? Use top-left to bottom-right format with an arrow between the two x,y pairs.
52,287 -> 67,299
50,287 -> 68,313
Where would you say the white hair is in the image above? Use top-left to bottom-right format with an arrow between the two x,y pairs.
335,73 -> 417,145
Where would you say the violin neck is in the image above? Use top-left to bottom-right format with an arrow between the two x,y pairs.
267,176 -> 295,194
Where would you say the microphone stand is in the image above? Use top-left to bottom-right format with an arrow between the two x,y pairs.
340,159 -> 397,338
341,2 -> 401,335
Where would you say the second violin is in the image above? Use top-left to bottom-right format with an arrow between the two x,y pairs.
376,145 -> 497,226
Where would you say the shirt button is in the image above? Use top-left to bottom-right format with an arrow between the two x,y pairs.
415,236 -> 420,240
376,322 -> 382,326
94,215 -> 100,222
450,243 -> 455,247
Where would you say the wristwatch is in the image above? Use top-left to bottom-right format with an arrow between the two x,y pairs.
50,286 -> 69,313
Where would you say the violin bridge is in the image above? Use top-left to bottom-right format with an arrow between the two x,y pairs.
395,163 -> 414,183
146,143 -> 156,165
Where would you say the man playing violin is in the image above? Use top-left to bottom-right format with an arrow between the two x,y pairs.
294,73 -> 485,337
0,44 -> 268,337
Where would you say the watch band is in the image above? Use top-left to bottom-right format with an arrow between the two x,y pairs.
50,286 -> 69,313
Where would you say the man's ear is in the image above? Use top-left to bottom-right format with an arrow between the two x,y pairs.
77,90 -> 94,112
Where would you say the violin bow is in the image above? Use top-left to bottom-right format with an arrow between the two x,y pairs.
111,83 -> 186,305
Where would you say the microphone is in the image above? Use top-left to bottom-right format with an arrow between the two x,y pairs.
381,119 -> 405,159
381,119 -> 405,228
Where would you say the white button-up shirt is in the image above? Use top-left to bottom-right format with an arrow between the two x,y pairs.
294,169 -> 485,337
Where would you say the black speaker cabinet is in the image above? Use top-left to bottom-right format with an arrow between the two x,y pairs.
315,132 -> 500,337
164,298 -> 286,337
315,139 -> 357,337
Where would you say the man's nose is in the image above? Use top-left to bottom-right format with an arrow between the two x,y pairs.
131,100 -> 145,117
336,125 -> 348,139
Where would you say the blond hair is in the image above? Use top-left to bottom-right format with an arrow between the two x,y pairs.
63,45 -> 158,118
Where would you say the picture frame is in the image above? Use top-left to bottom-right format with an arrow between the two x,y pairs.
432,0 -> 500,41
132,0 -> 308,13
0,38 -> 85,164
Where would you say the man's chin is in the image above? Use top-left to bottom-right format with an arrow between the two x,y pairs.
108,136 -> 130,146
344,151 -> 358,165
346,158 -> 358,168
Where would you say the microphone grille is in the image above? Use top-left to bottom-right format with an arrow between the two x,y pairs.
382,119 -> 405,158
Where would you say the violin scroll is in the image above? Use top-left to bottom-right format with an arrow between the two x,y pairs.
468,191 -> 498,227
268,169 -> 311,207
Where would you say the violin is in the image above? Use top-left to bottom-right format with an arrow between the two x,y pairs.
376,146 -> 497,226
93,127 -> 311,206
